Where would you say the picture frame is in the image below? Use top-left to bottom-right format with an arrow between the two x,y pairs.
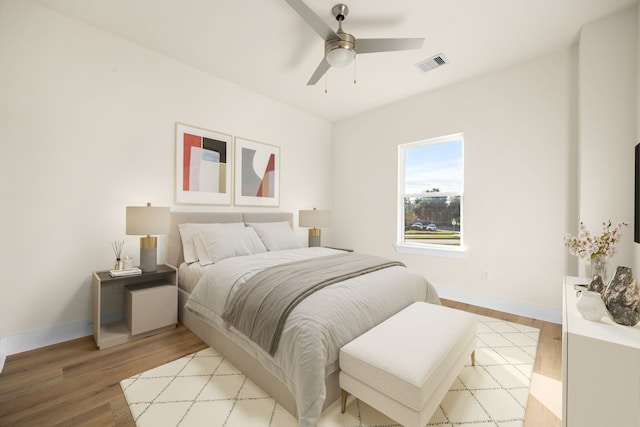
175,123 -> 233,205
234,137 -> 280,207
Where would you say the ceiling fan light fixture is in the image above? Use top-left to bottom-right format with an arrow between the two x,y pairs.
286,0 -> 425,85
326,47 -> 355,67
325,32 -> 356,68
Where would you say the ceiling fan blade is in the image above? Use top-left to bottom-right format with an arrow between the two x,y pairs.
307,58 -> 331,85
356,38 -> 424,54
283,0 -> 338,41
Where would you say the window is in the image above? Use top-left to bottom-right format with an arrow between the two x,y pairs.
397,133 -> 464,257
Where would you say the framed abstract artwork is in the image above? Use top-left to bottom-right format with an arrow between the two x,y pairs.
175,123 -> 233,205
234,137 -> 280,207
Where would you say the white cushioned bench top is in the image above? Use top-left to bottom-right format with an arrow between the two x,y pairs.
340,301 -> 476,411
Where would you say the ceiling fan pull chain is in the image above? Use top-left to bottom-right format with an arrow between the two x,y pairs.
325,73 -> 328,94
353,56 -> 357,85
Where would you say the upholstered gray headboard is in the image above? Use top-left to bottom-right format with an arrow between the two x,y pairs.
167,211 -> 294,267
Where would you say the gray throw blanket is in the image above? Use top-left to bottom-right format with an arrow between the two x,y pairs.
222,252 -> 405,356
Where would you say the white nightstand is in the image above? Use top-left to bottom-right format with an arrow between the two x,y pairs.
92,264 -> 177,349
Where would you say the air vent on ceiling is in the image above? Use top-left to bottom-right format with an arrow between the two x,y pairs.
415,54 -> 449,73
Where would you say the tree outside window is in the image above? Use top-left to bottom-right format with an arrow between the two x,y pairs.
398,134 -> 463,248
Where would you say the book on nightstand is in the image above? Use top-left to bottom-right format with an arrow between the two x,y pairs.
109,267 -> 142,277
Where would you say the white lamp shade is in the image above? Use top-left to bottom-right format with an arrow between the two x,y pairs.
126,204 -> 170,235
299,209 -> 331,228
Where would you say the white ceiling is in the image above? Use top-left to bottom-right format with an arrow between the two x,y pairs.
32,0 -> 638,122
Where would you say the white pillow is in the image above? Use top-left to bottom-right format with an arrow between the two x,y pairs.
247,221 -> 300,251
196,227 -> 267,266
178,222 -> 245,263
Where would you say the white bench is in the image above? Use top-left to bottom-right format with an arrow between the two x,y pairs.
339,302 -> 477,427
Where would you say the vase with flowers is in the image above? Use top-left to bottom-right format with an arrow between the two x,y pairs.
564,220 -> 628,283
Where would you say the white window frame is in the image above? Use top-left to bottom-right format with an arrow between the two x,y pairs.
395,133 -> 466,259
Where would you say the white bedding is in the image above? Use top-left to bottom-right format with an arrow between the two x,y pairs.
185,247 -> 440,427
177,261 -> 206,293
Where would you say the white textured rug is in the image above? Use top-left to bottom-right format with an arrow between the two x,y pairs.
121,315 -> 539,427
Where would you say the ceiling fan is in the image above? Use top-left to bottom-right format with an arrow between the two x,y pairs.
284,0 -> 425,85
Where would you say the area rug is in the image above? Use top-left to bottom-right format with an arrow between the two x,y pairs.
121,314 -> 539,427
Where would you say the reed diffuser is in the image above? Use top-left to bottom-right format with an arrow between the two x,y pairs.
111,240 -> 124,270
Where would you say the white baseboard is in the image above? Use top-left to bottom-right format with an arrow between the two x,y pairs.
434,283 -> 562,324
0,311 -> 125,362
1,318 -> 93,362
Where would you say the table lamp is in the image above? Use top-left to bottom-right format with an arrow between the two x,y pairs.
126,202 -> 170,272
299,208 -> 331,247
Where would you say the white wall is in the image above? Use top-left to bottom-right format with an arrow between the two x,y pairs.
332,6 -> 639,320
0,0 -> 332,350
333,48 -> 576,318
579,7 -> 638,274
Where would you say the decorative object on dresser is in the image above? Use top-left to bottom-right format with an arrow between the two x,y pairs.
575,289 -> 608,321
298,207 -> 331,247
126,202 -> 170,273
234,137 -> 280,206
564,220 -> 629,282
175,123 -> 233,205
587,274 -> 606,294
603,266 -> 640,326
587,254 -> 607,282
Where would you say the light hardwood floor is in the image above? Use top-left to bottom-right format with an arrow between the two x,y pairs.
0,300 -> 562,426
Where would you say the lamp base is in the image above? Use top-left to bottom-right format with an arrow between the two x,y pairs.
139,236 -> 157,272
308,228 -> 321,247
140,248 -> 157,272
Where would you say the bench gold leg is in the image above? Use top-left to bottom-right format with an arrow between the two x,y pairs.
341,389 -> 348,413
471,350 -> 476,366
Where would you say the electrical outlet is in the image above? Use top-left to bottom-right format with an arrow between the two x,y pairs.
481,269 -> 491,281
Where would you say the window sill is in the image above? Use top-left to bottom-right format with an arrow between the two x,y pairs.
394,243 -> 467,259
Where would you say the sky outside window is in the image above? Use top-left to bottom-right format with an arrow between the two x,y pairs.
404,139 -> 463,194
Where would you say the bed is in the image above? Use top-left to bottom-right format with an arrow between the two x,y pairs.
168,212 -> 440,427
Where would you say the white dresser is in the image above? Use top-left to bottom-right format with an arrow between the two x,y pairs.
562,276 -> 640,427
